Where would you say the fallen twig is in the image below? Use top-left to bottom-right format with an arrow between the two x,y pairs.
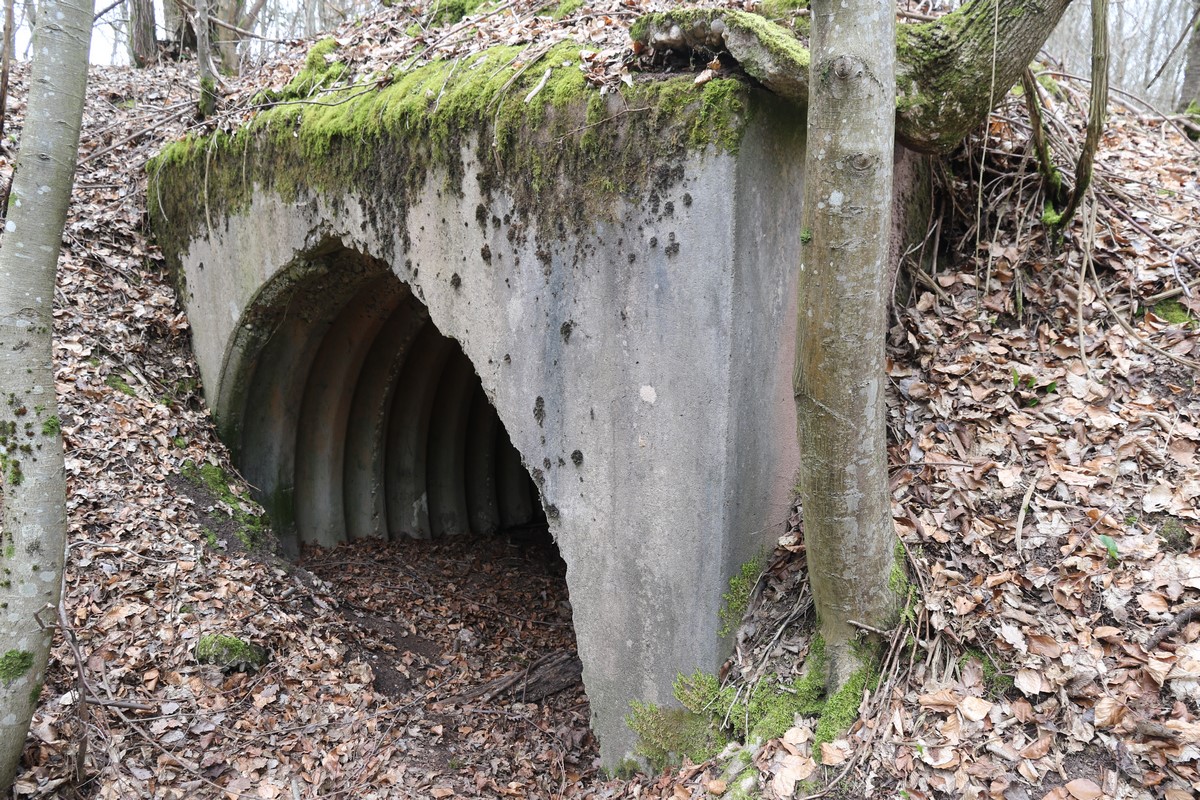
1145,604 -> 1200,653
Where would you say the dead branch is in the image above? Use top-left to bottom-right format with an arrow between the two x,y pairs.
1145,604 -> 1200,653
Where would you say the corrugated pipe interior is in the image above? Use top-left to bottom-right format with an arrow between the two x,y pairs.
229,243 -> 545,552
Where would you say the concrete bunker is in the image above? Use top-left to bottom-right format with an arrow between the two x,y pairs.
227,243 -> 547,551
149,60 -> 808,766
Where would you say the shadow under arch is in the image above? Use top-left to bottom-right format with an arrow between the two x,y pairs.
225,240 -> 545,554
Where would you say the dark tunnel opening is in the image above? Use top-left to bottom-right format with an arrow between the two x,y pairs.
231,246 -> 550,555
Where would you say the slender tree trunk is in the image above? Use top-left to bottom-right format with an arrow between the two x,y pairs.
794,0 -> 897,690
0,0 -> 91,790
196,0 -> 217,116
128,0 -> 158,67
0,0 -> 14,139
1179,3 -> 1200,111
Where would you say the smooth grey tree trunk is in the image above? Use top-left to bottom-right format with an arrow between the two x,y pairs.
0,0 -> 91,790
794,0 -> 897,689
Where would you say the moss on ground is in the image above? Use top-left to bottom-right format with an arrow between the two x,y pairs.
719,555 -> 763,637
551,0 -> 582,20
105,373 -> 136,397
1159,516 -> 1192,553
958,648 -> 1014,698
430,0 -> 489,26
195,634 -> 269,672
181,459 -> 269,549
1153,299 -> 1196,326
629,633 -> 880,771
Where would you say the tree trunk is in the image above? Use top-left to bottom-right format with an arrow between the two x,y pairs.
164,0 -> 196,56
895,0 -> 1075,152
0,0 -> 91,790
794,0 -> 897,690
0,0 -> 14,139
1178,3 -> 1200,112
632,0 -> 1077,154
196,0 -> 217,116
128,0 -> 158,67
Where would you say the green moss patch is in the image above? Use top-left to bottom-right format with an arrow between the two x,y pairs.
430,0 -> 489,26
195,634 -> 269,673
1156,515 -> 1192,554
551,0 -> 582,20
0,649 -> 35,683
181,460 -> 270,550
254,37 -> 348,105
627,701 -> 728,773
149,42 -> 759,264
629,634 -> 878,772
105,373 -> 136,397
1152,299 -> 1197,327
958,648 -> 1014,698
719,555 -> 764,637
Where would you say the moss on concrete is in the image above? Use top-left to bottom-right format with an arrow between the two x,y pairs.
630,633 -> 882,770
149,41 -> 758,266
0,649 -> 34,684
631,8 -> 811,75
627,701 -> 728,772
254,37 -> 348,105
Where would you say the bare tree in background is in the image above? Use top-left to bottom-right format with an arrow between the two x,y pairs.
128,0 -> 158,66
0,0 -> 14,137
1047,0 -> 1193,109
1178,1 -> 1200,112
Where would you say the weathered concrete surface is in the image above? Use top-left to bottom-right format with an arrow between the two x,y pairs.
151,81 -> 804,767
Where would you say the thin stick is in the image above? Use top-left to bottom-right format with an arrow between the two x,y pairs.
1146,605 -> 1200,652
1015,473 -> 1038,557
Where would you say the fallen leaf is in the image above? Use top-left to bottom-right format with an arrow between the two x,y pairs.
819,742 -> 848,765
1064,778 -> 1102,800
960,696 -> 993,722
1015,668 -> 1051,696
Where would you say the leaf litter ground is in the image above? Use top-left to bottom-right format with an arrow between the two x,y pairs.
2,3 -> 1198,798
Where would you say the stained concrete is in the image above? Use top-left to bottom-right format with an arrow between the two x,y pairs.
151,88 -> 805,768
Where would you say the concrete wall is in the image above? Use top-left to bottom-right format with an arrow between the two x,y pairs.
155,93 -> 805,768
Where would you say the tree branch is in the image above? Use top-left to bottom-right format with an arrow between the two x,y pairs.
631,0 -> 1079,154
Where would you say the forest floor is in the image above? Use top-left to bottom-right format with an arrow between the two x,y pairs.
2,2 -> 1198,799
